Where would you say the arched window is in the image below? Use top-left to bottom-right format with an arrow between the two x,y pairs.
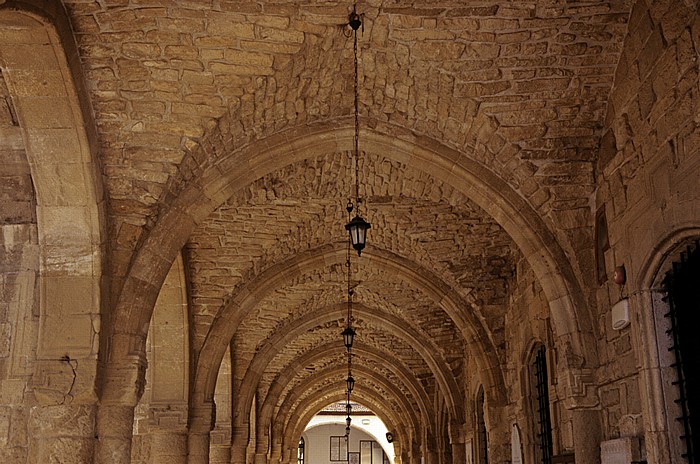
531,344 -> 553,464
298,437 -> 305,464
663,241 -> 700,462
476,386 -> 488,464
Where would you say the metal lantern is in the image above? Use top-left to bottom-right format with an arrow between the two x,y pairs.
347,374 -> 355,393
342,326 -> 356,349
345,215 -> 371,255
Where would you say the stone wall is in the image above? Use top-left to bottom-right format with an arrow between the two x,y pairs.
594,0 -> 699,455
0,64 -> 39,463
503,253 -> 578,461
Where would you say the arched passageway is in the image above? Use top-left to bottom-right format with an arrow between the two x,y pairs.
0,1 -> 698,464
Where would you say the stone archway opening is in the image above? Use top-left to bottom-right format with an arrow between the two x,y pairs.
303,402 -> 395,464
635,232 -> 700,464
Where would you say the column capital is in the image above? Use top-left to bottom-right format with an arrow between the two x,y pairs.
448,420 -> 466,444
147,404 -> 189,433
558,366 -> 599,409
98,355 -> 147,407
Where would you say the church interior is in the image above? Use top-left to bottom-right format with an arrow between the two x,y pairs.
0,0 -> 699,463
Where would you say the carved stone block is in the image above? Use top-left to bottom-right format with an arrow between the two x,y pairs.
600,437 -> 641,464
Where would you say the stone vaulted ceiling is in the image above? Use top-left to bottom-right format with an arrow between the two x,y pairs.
34,0 -> 634,440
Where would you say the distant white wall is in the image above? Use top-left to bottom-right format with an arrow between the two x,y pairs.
304,416 -> 394,464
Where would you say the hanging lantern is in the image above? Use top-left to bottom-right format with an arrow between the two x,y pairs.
346,403 -> 352,416
347,374 -> 355,393
346,416 -> 352,428
342,326 -> 356,349
345,215 -> 371,256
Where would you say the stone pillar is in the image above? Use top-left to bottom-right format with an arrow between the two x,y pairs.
448,420 -> 466,464
281,443 -> 295,464
254,451 -> 268,464
210,427 -> 232,464
423,430 -> 438,464
95,403 -> 137,464
573,408 -> 602,464
187,432 -> 210,464
268,436 -> 282,464
151,429 -> 187,464
230,424 -> 250,464
559,365 -> 602,464
391,441 -> 402,464
94,355 -> 147,464
188,402 -> 215,464
254,418 -> 269,464
139,405 -> 187,464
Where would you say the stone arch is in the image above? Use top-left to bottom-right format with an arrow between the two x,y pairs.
276,364 -> 419,438
255,341 -> 435,462
112,122 -> 594,387
277,391 -> 405,464
192,239 -> 500,406
191,244 -> 488,426
258,341 -> 435,438
0,3 -> 105,461
104,121 -> 597,463
282,388 -> 410,463
236,301 -> 459,428
634,228 -> 700,464
0,3 -> 104,358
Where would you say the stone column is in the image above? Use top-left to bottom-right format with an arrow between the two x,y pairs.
230,424 -> 250,464
559,365 -> 602,464
448,420 -> 466,464
572,408 -> 602,464
411,439 -> 422,464
95,402 -> 138,464
254,420 -> 269,464
210,427 -> 232,464
392,440 -> 408,464
268,436 -> 282,464
151,428 -> 187,464
93,355 -> 147,464
187,402 -> 215,464
281,443 -> 295,464
423,430 -> 438,464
